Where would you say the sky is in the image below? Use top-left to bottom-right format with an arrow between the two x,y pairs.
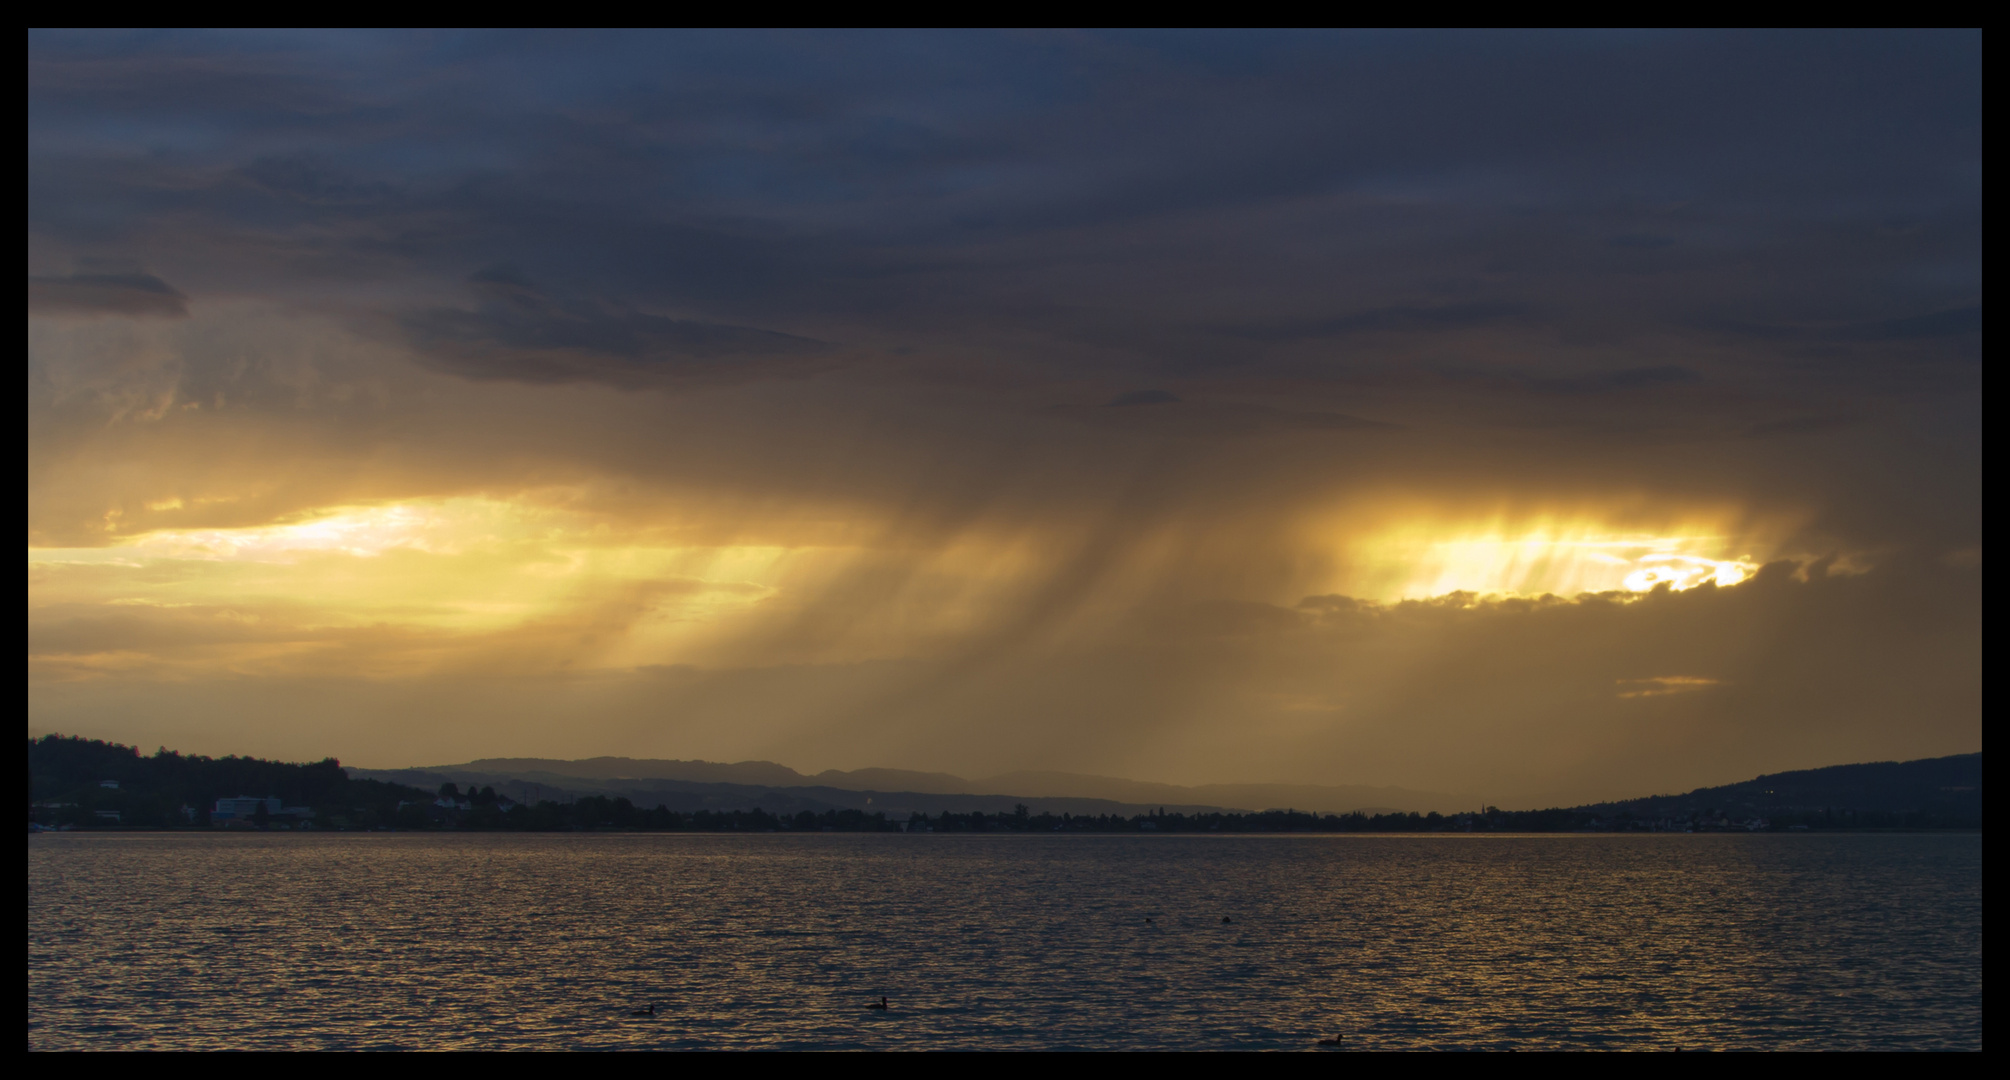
27,30 -> 1980,807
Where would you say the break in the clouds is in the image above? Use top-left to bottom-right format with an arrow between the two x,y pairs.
27,31 -> 1980,805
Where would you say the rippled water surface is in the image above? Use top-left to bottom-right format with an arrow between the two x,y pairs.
27,833 -> 1981,1050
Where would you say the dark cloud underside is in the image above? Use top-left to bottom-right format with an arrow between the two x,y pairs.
29,273 -> 187,317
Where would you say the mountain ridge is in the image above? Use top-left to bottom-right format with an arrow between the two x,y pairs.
1584,752 -> 1980,822
352,752 -> 1983,824
383,757 -> 1460,814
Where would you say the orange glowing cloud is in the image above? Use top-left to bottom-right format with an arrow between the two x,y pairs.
1327,503 -> 1797,601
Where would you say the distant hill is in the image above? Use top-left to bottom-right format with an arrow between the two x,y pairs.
346,766 -> 1241,819
1584,753 -> 1980,827
358,752 -> 1981,827
452,757 -> 977,795
970,771 -> 1456,815
29,732 -> 1982,832
454,757 -> 809,787
373,758 -> 1460,815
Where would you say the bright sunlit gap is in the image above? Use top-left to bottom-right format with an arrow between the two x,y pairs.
122,502 -> 488,561
27,497 -> 795,637
26,496 -> 1087,673
1616,676 -> 1723,699
1345,515 -> 1773,601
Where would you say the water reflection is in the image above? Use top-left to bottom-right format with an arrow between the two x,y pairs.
27,834 -> 1981,1050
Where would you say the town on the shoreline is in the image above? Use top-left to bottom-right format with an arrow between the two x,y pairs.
28,734 -> 1982,834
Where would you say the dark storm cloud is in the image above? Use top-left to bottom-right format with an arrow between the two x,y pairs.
233,153 -> 402,208
1105,390 -> 1180,407
1695,305 -> 1982,348
1742,414 -> 1867,440
1067,393 -> 1394,439
403,269 -> 834,385
1607,234 -> 1675,250
1523,365 -> 1703,396
1428,363 -> 1702,397
1214,303 -> 1530,344
27,32 -> 1978,368
28,272 -> 187,318
24,31 -> 1982,551
1843,306 -> 1982,344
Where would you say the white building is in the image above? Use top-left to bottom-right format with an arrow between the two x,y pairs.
211,796 -> 283,822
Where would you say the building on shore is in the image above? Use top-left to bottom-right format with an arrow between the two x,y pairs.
211,796 -> 283,825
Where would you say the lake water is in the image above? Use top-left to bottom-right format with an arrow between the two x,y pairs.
27,832 -> 1981,1050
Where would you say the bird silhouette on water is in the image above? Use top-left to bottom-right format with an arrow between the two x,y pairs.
1221,916 -> 1234,924
630,1004 -> 655,1017
867,996 -> 890,1010
1317,1033 -> 1345,1046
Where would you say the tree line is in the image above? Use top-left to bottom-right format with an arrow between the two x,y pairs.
29,734 -> 428,828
